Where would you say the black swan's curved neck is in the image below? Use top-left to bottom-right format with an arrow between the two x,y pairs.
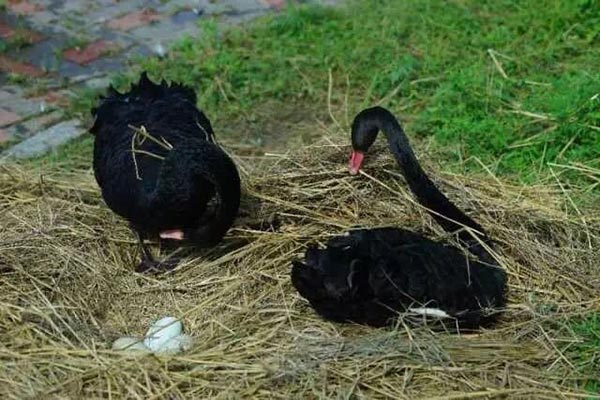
352,106 -> 489,248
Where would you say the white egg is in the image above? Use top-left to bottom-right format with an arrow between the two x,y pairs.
112,336 -> 150,352
154,334 -> 195,356
143,317 -> 183,353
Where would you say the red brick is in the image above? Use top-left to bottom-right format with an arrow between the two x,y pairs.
0,23 -> 43,43
17,29 -> 43,44
63,40 -> 117,65
262,0 -> 286,10
0,22 -> 15,39
0,109 -> 21,127
27,91 -> 69,109
0,129 -> 10,143
106,9 -> 161,31
0,55 -> 45,77
41,92 -> 68,106
7,0 -> 43,15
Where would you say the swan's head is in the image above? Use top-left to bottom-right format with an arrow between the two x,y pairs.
291,243 -> 367,302
348,109 -> 380,175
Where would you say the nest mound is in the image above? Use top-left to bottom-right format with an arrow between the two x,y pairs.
1,139 -> 598,398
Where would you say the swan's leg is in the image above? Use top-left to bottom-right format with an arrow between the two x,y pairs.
133,230 -> 159,273
134,230 -> 155,263
133,229 -> 180,273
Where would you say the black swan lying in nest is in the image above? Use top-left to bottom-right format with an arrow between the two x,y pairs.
90,72 -> 241,272
291,106 -> 507,330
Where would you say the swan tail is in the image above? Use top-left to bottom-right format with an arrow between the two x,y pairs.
155,139 -> 241,245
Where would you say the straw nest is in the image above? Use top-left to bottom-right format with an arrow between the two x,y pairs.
1,136 -> 598,399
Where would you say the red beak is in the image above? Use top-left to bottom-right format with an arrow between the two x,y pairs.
348,151 -> 364,175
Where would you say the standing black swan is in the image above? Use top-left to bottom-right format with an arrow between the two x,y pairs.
91,72 -> 241,272
291,106 -> 506,330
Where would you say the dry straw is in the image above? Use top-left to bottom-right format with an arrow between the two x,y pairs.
0,128 -> 598,398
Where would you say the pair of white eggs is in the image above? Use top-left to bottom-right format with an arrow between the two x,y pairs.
112,316 -> 194,355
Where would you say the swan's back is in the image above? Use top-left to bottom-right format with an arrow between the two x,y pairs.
90,73 -> 217,231
292,228 -> 506,329
90,72 -> 212,142
292,106 -> 506,330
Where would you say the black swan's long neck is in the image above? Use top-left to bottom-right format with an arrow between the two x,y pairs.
353,107 -> 491,250
154,139 -> 241,245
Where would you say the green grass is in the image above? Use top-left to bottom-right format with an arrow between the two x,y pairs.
564,313 -> 600,396
21,0 -> 598,193
63,0 -> 600,188
130,0 -> 598,184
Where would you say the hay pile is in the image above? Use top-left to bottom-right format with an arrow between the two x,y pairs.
1,137 -> 598,399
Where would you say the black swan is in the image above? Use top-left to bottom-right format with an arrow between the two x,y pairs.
90,72 -> 241,272
291,106 -> 507,330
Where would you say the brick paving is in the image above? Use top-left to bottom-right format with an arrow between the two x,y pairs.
0,109 -> 22,127
0,0 -> 336,160
63,40 -> 119,65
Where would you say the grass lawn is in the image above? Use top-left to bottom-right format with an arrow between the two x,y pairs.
65,0 -> 599,190
565,313 -> 600,395
10,0 -> 599,396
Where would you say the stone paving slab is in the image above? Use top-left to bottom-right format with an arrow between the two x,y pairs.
0,0 -> 339,159
0,90 -> 15,102
205,0 -> 268,14
3,110 -> 64,143
0,95 -> 41,119
0,119 -> 84,160
0,109 -> 22,128
7,0 -> 44,15
0,128 -> 10,144
129,12 -> 201,42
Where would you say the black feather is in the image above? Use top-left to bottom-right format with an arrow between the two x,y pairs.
91,72 -> 240,266
291,107 -> 507,331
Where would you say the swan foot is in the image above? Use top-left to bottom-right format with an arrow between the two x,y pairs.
135,257 -> 180,274
133,229 -> 180,273
240,213 -> 281,232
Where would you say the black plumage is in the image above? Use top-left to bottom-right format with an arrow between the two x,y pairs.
291,107 -> 507,330
91,72 -> 241,271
